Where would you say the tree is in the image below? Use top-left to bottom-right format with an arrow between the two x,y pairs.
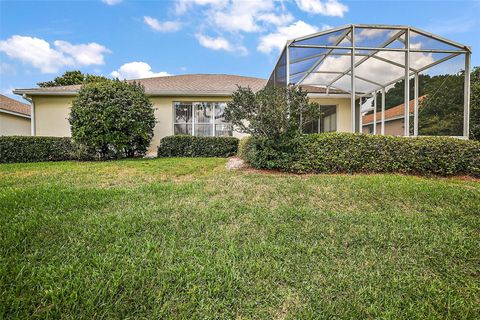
366,74 -> 431,114
469,67 -> 480,140
418,72 -> 467,136
224,85 -> 320,142
69,80 -> 156,159
38,70 -> 108,87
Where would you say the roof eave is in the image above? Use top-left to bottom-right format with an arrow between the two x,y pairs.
0,108 -> 31,118
13,89 -> 78,96
13,89 -> 239,97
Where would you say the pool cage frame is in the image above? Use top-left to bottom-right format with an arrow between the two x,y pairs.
267,24 -> 472,138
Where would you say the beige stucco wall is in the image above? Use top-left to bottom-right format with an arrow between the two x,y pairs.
0,112 -> 31,136
149,96 -> 248,153
309,97 -> 353,133
33,96 -> 74,137
31,94 -> 354,154
362,118 -> 404,136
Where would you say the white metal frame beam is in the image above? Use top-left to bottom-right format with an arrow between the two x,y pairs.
404,28 -> 410,136
464,52 -> 471,138
296,28 -> 352,85
321,29 -> 406,89
351,25 -> 356,132
268,24 -> 472,139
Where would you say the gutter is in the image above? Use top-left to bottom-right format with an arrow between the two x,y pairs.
14,89 -> 351,98
13,90 -> 78,96
0,108 -> 31,119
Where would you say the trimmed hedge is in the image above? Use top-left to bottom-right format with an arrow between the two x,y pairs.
0,136 -> 75,163
0,136 -> 98,163
157,135 -> 239,158
239,133 -> 480,177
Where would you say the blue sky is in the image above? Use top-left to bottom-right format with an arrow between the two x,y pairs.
1,0 -> 479,101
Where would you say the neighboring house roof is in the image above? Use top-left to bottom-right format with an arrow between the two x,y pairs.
13,74 -> 349,97
363,96 -> 425,125
299,85 -> 348,95
0,94 -> 31,118
13,74 -> 267,97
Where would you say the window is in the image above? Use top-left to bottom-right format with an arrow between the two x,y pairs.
174,102 -> 233,137
303,105 -> 337,134
174,102 -> 192,135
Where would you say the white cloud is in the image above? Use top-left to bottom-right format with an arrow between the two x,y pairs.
102,0 -> 122,5
110,61 -> 171,80
257,21 -> 320,53
209,0 -> 277,33
258,13 -> 294,27
195,33 -> 247,55
295,0 -> 348,17
176,0 -> 292,33
144,16 -> 181,32
196,33 -> 232,51
53,41 -> 110,66
0,35 -> 110,73
0,36 -> 72,73
175,0 -> 224,15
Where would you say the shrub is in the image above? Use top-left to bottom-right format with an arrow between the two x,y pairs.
0,136 -> 75,163
237,136 -> 252,159
244,133 -> 480,177
225,86 -> 321,141
69,80 -> 156,160
157,135 -> 239,158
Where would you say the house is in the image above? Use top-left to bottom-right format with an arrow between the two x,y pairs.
362,96 -> 425,136
13,74 -> 353,153
0,94 -> 31,136
12,24 -> 472,147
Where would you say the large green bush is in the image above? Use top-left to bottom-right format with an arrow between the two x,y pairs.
157,135 -> 239,158
225,86 -> 321,141
69,80 -> 156,159
0,136 -> 75,163
240,133 -> 480,177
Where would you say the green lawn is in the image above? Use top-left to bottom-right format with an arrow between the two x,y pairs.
1,158 -> 479,319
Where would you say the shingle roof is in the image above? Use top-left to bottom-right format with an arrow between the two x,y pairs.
14,74 -> 267,96
299,85 -> 348,94
0,94 -> 31,116
13,74 -> 349,96
363,96 -> 425,124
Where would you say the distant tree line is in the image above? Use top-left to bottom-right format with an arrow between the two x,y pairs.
364,67 -> 479,139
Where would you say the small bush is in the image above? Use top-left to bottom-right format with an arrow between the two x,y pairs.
158,135 -> 239,158
244,133 -> 480,177
0,136 -> 98,163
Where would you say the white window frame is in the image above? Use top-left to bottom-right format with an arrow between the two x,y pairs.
173,101 -> 232,137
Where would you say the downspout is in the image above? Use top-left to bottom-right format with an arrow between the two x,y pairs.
22,94 -> 35,136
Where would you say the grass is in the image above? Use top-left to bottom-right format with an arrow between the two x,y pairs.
1,158 -> 479,319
